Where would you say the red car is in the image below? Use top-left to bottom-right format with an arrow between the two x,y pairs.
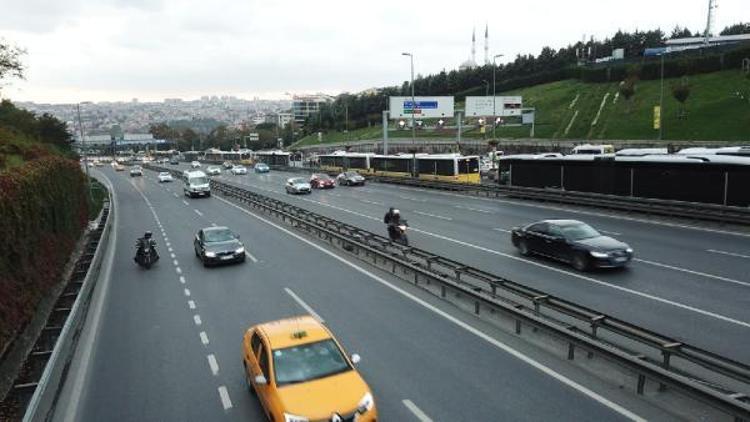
310,173 -> 335,189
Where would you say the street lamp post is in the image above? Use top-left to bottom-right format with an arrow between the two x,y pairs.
492,53 -> 504,140
402,52 -> 416,176
658,53 -> 665,141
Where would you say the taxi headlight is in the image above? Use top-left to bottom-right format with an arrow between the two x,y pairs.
283,413 -> 308,422
205,251 -> 216,258
590,251 -> 609,258
357,392 -> 374,414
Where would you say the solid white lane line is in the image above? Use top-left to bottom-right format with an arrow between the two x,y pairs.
200,331 -> 209,345
193,314 -> 202,325
707,249 -> 750,260
213,195 -> 644,421
218,386 -> 233,410
245,251 -> 259,263
455,205 -> 493,214
413,210 -> 453,221
284,287 -> 324,322
207,354 -> 219,375
188,300 -> 196,309
184,288 -> 191,297
194,209 -> 204,217
180,276 -> 186,284
493,228 -> 512,233
182,200 -> 189,206
402,400 -> 433,422
634,258 -> 750,288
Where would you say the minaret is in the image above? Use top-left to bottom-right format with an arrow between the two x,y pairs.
484,22 -> 490,65
471,27 -> 476,65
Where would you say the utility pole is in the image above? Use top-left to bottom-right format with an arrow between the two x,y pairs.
492,53 -> 504,140
402,52 -> 416,176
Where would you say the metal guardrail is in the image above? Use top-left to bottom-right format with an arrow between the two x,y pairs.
266,164 -> 750,226
2,180 -> 114,422
147,163 -> 750,419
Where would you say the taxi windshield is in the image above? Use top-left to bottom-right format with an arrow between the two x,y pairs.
273,339 -> 351,386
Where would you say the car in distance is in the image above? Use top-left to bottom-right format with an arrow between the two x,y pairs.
113,163 -> 125,171
193,226 -> 245,266
254,162 -> 270,173
157,172 -> 174,183
223,161 -> 234,170
511,219 -> 633,271
231,165 -> 248,175
206,166 -> 222,176
310,173 -> 335,189
169,157 -> 180,165
242,316 -> 377,422
190,161 -> 201,169
285,177 -> 311,194
129,165 -> 143,177
336,171 -> 366,186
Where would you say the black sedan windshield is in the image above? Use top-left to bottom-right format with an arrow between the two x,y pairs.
204,229 -> 234,243
273,339 -> 351,386
560,223 -> 600,241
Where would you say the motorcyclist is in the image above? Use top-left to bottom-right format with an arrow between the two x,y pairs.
384,208 -> 403,241
134,231 -> 159,263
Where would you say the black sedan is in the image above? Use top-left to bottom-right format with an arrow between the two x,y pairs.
193,226 -> 246,266
511,219 -> 633,271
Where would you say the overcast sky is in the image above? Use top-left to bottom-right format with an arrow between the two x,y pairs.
0,0 -> 745,103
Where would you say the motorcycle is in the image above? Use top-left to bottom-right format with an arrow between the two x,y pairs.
387,220 -> 409,246
134,240 -> 159,269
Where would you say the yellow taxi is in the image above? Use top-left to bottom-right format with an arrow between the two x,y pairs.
242,316 -> 377,422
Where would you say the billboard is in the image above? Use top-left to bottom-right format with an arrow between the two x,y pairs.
389,96 -> 454,119
465,96 -> 523,117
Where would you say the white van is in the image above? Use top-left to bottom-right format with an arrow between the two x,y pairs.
183,170 -> 211,198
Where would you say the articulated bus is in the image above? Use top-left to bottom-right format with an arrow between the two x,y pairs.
322,152 -> 480,184
318,152 -> 373,173
253,150 -> 291,166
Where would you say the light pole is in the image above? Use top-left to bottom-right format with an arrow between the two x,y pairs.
402,52 -> 416,176
658,53 -> 665,141
492,53 -> 504,140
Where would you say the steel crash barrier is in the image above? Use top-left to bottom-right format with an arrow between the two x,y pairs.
267,164 -> 750,226
1,178 -> 114,422
146,164 -> 750,419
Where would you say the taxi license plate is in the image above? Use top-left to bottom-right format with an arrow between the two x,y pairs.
615,257 -> 628,262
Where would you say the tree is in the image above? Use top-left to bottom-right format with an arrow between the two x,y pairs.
671,78 -> 691,119
37,113 -> 72,149
670,26 -> 693,39
0,39 -> 25,82
720,23 -> 750,36
619,77 -> 637,113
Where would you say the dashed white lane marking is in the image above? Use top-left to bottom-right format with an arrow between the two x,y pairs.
413,210 -> 453,221
168,247 -> 173,253
179,276 -> 186,284
398,195 -> 427,202
200,331 -> 209,345
173,193 -> 179,198
455,205 -> 493,214
218,386 -> 233,410
212,195 -> 645,421
360,199 -> 384,206
188,300 -> 195,309
599,230 -> 622,236
193,314 -> 202,325
182,200 -> 189,206
194,209 -> 204,217
707,249 -> 750,260
245,251 -> 259,263
170,253 -> 176,259
493,228 -> 512,233
184,288 -> 191,297
284,288 -> 324,322
402,400 -> 433,422
634,258 -> 750,288
207,354 -> 219,375
176,267 -> 182,274
173,259 -> 179,266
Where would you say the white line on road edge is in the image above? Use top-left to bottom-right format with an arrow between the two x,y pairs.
707,249 -> 750,260
455,205 -> 493,214
218,386 -> 233,410
402,399 -> 433,422
207,354 -> 219,375
200,331 -> 209,345
188,300 -> 195,309
413,210 -> 453,221
245,251 -> 259,263
213,194 -> 645,421
194,209 -> 204,217
193,314 -> 202,325
182,200 -> 189,206
284,288 -> 324,322
634,258 -> 750,288
492,228 -> 512,233
184,288 -> 191,297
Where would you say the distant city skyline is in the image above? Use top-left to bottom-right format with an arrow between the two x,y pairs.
1,0 -> 746,104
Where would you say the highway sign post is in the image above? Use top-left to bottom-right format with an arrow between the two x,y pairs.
466,96 -> 523,117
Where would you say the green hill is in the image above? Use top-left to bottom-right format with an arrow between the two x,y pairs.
292,69 -> 750,147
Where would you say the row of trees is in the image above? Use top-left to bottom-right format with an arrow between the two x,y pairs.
302,23 -> 750,136
148,121 -> 294,151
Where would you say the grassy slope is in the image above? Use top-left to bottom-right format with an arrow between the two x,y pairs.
292,70 -> 750,146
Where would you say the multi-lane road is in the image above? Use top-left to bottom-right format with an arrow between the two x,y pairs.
55,164 -> 748,421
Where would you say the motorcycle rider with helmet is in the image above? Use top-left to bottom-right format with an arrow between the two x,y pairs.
134,231 -> 159,265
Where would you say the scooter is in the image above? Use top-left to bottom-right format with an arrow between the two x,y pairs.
387,220 -> 409,246
134,242 -> 159,269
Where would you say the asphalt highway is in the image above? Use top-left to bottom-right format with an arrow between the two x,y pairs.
55,166 -> 683,421
199,165 -> 750,363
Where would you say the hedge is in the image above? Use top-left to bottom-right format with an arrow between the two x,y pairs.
0,156 -> 88,354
